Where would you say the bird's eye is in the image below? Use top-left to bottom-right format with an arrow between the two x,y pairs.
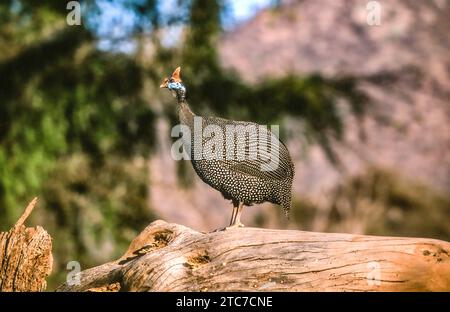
169,78 -> 174,83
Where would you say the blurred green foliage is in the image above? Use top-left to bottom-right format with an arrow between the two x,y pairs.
0,0 -> 157,287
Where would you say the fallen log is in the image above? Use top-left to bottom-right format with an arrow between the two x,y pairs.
57,220 -> 450,292
0,198 -> 53,291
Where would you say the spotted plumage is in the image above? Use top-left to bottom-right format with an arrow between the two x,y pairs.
160,67 -> 294,228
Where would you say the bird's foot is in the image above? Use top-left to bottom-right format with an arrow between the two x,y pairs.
209,222 -> 245,233
210,227 -> 227,233
225,222 -> 245,230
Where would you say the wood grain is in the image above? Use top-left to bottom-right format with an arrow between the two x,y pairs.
56,220 -> 450,292
0,198 -> 53,291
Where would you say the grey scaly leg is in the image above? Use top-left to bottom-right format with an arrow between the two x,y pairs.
229,205 -> 238,226
227,202 -> 245,229
234,202 -> 245,227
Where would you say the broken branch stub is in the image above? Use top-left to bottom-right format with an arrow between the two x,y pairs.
0,198 -> 53,292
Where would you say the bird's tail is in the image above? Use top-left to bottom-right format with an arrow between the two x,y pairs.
279,179 -> 293,220
282,196 -> 291,220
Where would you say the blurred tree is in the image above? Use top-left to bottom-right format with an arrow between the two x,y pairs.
0,0 -> 157,287
0,1 -> 156,223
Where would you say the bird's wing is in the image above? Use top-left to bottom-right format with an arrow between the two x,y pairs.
203,116 -> 294,181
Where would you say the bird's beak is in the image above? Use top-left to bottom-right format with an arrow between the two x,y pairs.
160,77 -> 169,88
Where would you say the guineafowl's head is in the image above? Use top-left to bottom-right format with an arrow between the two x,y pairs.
160,67 -> 186,101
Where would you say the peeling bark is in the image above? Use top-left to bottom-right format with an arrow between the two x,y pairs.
56,220 -> 450,292
0,198 -> 53,292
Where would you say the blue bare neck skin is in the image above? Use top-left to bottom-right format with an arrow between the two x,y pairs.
168,82 -> 186,103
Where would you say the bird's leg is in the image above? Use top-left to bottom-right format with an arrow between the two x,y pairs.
234,202 -> 245,227
211,201 -> 239,233
211,202 -> 240,232
227,202 -> 245,229
229,205 -> 238,226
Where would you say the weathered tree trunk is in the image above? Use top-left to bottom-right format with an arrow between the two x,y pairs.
0,198 -> 53,292
57,220 -> 450,292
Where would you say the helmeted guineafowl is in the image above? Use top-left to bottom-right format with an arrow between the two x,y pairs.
160,67 -> 294,228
